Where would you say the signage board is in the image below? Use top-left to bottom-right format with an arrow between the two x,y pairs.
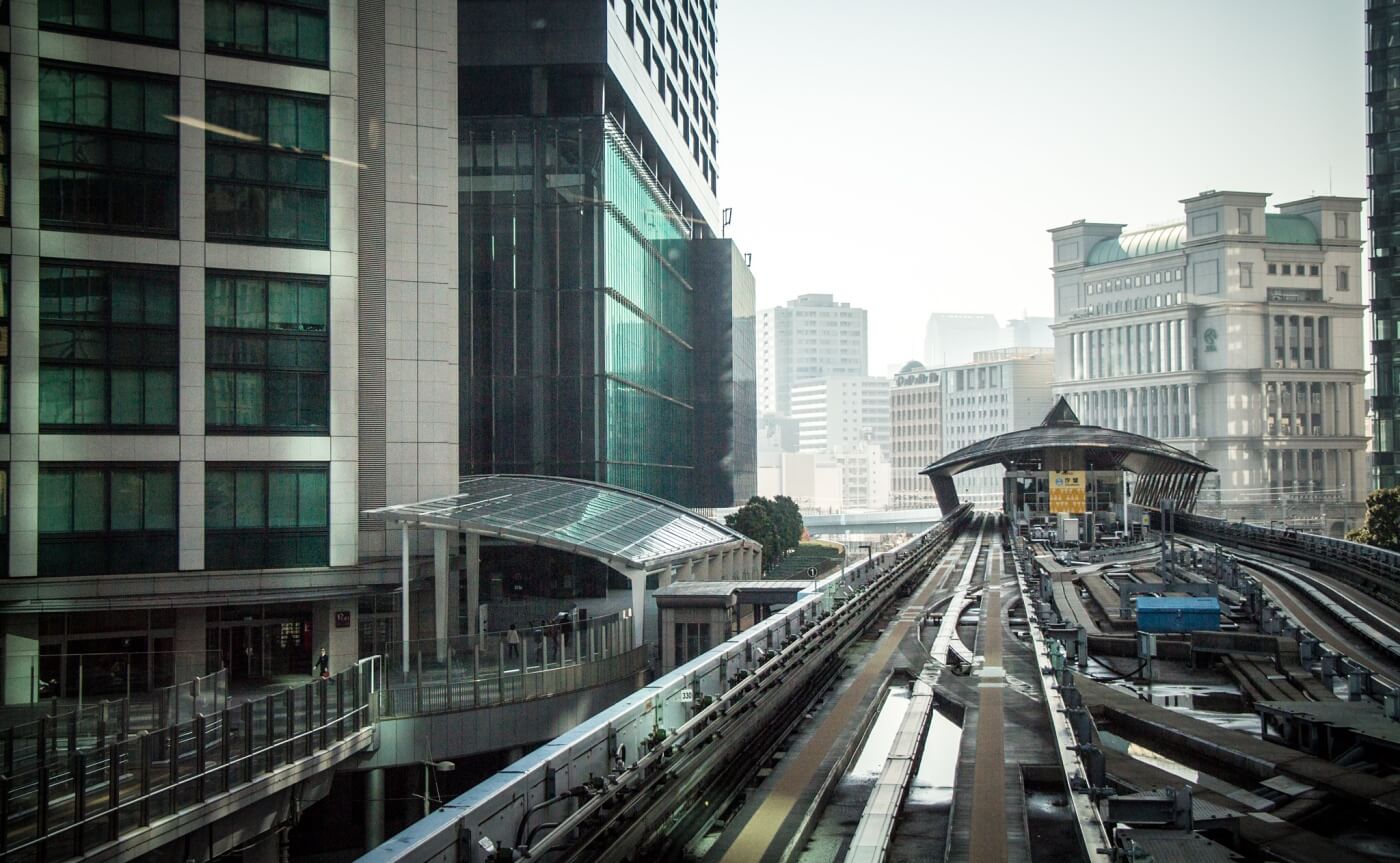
1048,470 -> 1086,514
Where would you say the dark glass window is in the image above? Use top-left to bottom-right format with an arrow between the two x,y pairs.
205,464 -> 328,569
39,0 -> 177,44
0,58 -> 9,222
205,85 -> 329,246
206,271 -> 329,433
39,262 -> 178,431
39,64 -> 178,235
38,463 -> 177,576
0,260 -> 9,429
206,0 -> 328,67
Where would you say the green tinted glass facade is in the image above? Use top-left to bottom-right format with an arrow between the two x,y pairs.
461,117 -> 698,502
1372,0 -> 1400,488
38,463 -> 177,576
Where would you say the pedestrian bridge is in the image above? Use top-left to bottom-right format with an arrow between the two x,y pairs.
802,507 -> 943,536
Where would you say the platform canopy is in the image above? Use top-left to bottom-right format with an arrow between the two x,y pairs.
366,474 -> 752,572
919,398 -> 1215,514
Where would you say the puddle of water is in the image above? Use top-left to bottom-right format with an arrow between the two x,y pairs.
906,709 -> 961,806
1098,730 -> 1200,784
1106,681 -> 1259,733
845,687 -> 909,783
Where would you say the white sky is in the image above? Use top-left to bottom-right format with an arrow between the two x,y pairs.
716,0 -> 1368,375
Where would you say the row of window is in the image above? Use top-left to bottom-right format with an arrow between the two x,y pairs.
31,462 -> 329,576
40,0 -> 329,66
38,63 -> 331,246
0,262 -> 329,433
1085,268 -> 1184,295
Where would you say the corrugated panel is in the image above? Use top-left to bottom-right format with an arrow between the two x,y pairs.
358,0 -> 388,526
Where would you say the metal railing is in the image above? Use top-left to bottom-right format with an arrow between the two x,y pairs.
0,657 -> 380,863
0,668 -> 229,790
377,612 -> 645,718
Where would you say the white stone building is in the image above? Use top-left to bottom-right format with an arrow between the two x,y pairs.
1048,191 -> 1368,534
938,348 -> 1055,508
891,361 -> 941,509
791,376 -> 892,457
758,294 -> 868,419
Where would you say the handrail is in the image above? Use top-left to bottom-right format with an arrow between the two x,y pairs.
2,656 -> 382,861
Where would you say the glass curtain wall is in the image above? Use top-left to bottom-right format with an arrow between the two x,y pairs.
461,117 -> 696,503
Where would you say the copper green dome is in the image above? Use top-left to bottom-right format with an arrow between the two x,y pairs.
1086,224 -> 1186,266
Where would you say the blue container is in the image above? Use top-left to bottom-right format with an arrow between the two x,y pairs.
1134,596 -> 1220,633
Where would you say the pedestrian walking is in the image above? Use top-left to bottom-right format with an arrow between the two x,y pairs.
316,647 -> 330,679
506,624 -> 521,659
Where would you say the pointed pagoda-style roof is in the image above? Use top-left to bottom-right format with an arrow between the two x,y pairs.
1042,396 -> 1080,427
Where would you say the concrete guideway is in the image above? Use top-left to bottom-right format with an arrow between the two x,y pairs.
714,521 -> 987,863
967,543 -> 1007,862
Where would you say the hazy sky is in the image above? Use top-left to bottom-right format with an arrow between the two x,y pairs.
717,0 -> 1367,375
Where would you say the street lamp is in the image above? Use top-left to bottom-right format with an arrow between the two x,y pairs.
420,760 -> 455,818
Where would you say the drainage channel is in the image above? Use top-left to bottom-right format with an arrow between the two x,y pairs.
795,684 -> 963,863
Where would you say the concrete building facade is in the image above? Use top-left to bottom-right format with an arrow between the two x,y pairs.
1049,191 -> 1368,534
0,0 -> 459,701
790,375 -> 891,457
938,348 -> 1055,508
891,361 -> 941,509
758,293 -> 868,419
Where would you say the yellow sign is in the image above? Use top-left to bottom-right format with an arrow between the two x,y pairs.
1048,471 -> 1086,514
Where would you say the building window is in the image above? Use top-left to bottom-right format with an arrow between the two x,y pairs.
1238,208 -> 1251,234
675,622 -> 711,667
206,271 -> 329,433
1282,264 -> 1292,276
206,0 -> 329,67
1240,262 -> 1253,289
205,85 -> 329,247
39,64 -> 178,235
1336,213 -> 1348,238
1337,266 -> 1350,292
0,260 -> 9,429
1267,263 -> 1277,275
1310,264 -> 1319,276
205,464 -> 329,569
0,58 -> 9,223
38,463 -> 178,576
39,0 -> 177,44
39,262 -> 178,431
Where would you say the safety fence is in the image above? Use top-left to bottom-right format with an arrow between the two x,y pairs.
0,657 -> 379,863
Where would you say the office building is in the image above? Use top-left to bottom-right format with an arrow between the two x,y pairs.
891,361 -> 941,509
922,312 -> 1001,368
1049,191 -> 1368,533
790,376 -> 891,457
758,294 -> 868,418
458,0 -> 753,508
937,348 -> 1055,507
1369,0 -> 1400,489
0,0 -> 458,700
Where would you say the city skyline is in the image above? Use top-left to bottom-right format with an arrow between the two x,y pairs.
719,0 -> 1367,374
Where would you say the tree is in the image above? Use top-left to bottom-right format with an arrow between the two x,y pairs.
1347,487 -> 1400,552
726,498 -> 781,571
771,495 -> 804,552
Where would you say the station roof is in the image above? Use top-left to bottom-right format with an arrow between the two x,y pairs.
364,474 -> 749,571
920,398 -> 1215,478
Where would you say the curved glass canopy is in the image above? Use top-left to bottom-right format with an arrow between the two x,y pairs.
365,475 -> 748,570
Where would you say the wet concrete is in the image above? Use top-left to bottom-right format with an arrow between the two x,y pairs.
886,707 -> 960,862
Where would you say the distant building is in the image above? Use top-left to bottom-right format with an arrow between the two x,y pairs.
923,313 -> 1002,368
830,444 -> 893,511
791,376 -> 892,457
1003,316 -> 1054,349
1049,191 -> 1368,534
938,348 -> 1056,507
759,294 -> 868,418
757,451 -> 843,513
1368,2 -> 1400,490
891,362 -> 942,509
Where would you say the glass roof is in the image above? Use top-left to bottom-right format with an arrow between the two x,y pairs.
364,475 -> 747,570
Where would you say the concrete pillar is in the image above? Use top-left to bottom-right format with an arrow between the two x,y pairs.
434,529 -> 450,662
659,565 -> 674,589
629,570 -> 646,646
400,523 -> 411,675
312,601 -> 357,675
465,533 -> 480,636
364,768 -> 385,851
174,607 -> 207,685
3,615 -> 38,705
676,558 -> 693,584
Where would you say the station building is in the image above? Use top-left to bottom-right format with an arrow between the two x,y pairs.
921,398 -> 1215,542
